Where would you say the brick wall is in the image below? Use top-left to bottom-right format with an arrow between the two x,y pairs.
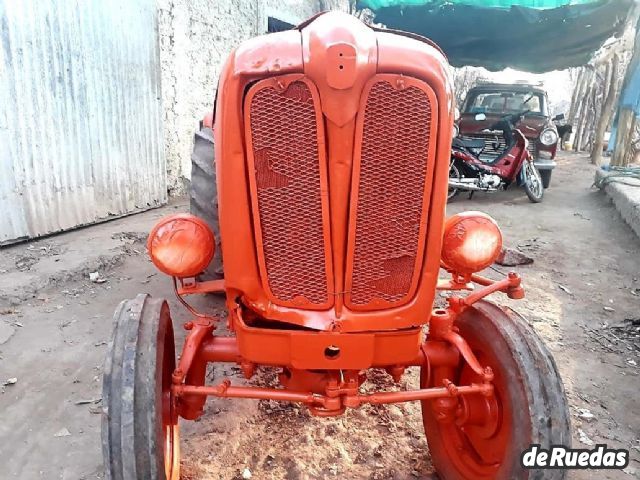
158,0 -> 350,193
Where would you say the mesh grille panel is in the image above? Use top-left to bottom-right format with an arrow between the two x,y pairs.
349,81 -> 432,306
248,81 -> 329,306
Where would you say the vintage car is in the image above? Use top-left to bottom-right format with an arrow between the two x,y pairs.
456,82 -> 561,188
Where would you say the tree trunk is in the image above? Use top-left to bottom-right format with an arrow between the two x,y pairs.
591,55 -> 620,165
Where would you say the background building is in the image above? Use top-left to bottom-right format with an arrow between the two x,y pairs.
158,0 -> 349,194
0,0 -> 349,244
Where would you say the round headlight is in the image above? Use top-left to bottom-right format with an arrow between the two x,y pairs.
441,212 -> 503,275
539,128 -> 558,146
452,123 -> 459,138
147,214 -> 215,278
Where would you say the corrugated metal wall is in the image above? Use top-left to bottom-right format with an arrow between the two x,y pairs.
0,0 -> 165,245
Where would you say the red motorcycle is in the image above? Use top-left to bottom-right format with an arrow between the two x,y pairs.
449,110 -> 544,202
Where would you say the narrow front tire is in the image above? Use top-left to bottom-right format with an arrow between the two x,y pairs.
102,295 -> 179,480
421,300 -> 570,480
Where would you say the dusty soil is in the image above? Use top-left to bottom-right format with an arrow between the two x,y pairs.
0,152 -> 638,479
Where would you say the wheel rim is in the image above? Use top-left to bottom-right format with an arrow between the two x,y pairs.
525,162 -> 543,199
448,163 -> 460,200
426,345 -> 512,478
162,329 -> 180,480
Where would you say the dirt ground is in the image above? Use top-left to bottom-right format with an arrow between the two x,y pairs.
0,152 -> 638,480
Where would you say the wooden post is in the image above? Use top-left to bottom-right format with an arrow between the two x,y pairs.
571,73 -> 586,150
611,109 -> 636,166
591,55 -> 620,165
574,68 -> 595,151
568,68 -> 585,124
583,74 -> 600,150
610,11 -> 640,166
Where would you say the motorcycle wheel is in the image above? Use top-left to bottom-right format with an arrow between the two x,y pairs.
522,161 -> 544,203
448,162 -> 460,200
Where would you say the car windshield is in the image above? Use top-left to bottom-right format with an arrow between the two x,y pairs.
464,90 -> 546,115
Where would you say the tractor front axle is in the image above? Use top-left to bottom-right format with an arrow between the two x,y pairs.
172,378 -> 493,416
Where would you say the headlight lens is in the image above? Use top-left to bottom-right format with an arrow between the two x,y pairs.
452,123 -> 459,138
147,214 -> 215,277
441,212 -> 503,275
539,128 -> 558,146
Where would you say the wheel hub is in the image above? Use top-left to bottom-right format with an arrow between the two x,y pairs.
455,391 -> 500,438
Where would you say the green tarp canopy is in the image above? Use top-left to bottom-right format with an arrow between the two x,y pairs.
357,0 -> 633,72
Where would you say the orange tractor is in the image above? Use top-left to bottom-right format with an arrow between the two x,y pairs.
102,11 -> 570,480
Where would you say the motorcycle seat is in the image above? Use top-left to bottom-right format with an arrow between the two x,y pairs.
453,137 -> 485,150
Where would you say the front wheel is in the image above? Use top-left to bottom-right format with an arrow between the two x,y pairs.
102,295 -> 179,480
421,301 -> 570,480
448,161 -> 461,200
522,160 -> 544,203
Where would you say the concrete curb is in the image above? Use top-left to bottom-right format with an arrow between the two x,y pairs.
595,169 -> 640,240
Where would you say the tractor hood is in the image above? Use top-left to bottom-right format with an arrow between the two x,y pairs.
213,11 -> 454,332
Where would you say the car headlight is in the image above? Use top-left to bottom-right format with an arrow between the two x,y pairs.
539,128 -> 558,146
452,123 -> 459,138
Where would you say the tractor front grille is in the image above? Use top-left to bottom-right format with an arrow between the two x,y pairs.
246,79 -> 331,308
346,79 -> 433,308
246,75 -> 434,311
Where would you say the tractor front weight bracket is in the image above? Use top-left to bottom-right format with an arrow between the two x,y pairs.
169,271 -> 524,418
169,310 -> 495,418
